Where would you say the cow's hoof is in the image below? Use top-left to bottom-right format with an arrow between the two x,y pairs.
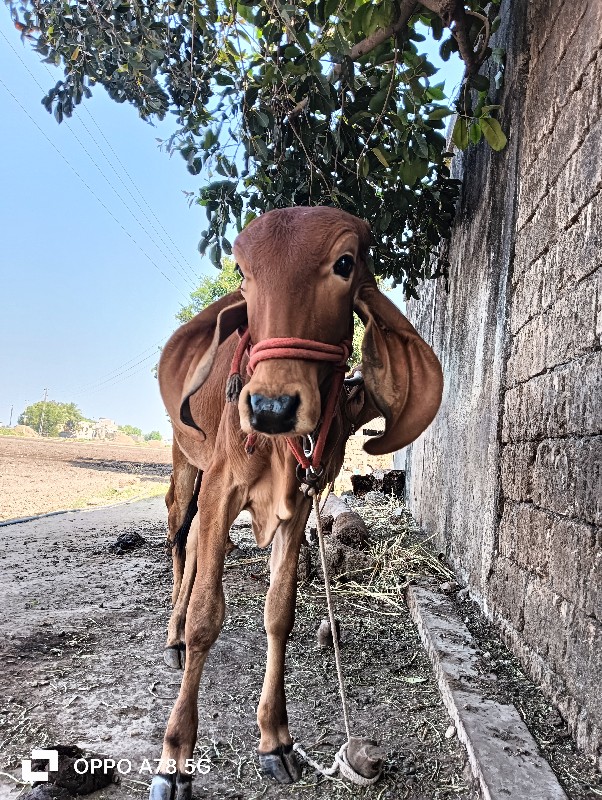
163,643 -> 186,669
149,772 -> 192,799
258,744 -> 302,784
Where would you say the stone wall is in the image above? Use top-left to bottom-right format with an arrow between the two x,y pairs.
400,0 -> 602,769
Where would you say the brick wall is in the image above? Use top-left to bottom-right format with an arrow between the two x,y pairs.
401,0 -> 602,768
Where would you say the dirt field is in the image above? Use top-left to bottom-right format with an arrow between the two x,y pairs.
0,437 -> 172,522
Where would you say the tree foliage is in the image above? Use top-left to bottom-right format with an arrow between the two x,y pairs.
177,256 -> 241,323
145,429 -> 163,440
18,400 -> 85,437
119,424 -> 143,436
8,0 -> 504,296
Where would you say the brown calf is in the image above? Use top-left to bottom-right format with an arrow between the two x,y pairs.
150,207 -> 443,799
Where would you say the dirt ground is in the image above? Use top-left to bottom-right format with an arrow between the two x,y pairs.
0,437 -> 172,522
0,493 -> 480,800
1,444 -> 598,800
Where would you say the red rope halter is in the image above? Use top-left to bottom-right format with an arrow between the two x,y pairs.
227,328 -> 351,477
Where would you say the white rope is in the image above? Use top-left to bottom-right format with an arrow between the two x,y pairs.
293,742 -> 382,787
314,494 -> 352,739
292,495 -> 382,786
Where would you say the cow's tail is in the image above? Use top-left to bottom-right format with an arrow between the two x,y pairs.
174,469 -> 202,557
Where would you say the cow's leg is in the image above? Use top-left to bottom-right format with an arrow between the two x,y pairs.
150,474 -> 240,800
257,500 -> 310,784
164,514 -> 199,669
166,441 -> 198,604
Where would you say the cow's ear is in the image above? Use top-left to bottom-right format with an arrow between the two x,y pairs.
158,292 -> 247,432
353,278 -> 443,455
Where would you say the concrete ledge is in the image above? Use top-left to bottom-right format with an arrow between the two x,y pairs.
407,586 -> 568,800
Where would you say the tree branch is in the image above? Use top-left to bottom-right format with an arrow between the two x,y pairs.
449,3 -> 478,74
419,0 -> 491,75
348,0 -> 417,61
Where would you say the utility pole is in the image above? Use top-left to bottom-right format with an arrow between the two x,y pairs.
39,388 -> 48,436
9,405 -> 13,427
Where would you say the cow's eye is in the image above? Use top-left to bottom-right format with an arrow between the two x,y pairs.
333,255 -> 354,279
235,263 -> 243,277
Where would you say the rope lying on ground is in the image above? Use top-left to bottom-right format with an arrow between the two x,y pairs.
293,494 -> 383,786
293,740 -> 382,787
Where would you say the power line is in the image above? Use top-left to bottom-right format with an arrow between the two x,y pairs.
67,340 -> 164,395
69,349 -> 160,398
0,29 -> 200,292
0,74 -> 190,301
79,106 -> 201,284
76,110 -> 201,287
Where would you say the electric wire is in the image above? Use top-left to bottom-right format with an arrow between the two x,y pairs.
0,74 -> 191,301
79,105 -> 201,285
67,340 -> 164,396
0,29 -> 199,292
69,350 -> 160,398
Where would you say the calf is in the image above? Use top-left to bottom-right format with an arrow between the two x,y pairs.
151,206 -> 443,798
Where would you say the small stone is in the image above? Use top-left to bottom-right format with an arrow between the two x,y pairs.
439,581 -> 458,593
445,724 -> 456,739
364,490 -> 387,504
317,618 -> 341,648
456,588 -> 470,602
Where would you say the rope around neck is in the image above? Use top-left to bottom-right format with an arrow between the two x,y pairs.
292,495 -> 382,787
226,329 -> 351,477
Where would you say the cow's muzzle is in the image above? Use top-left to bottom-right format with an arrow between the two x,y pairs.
248,393 -> 300,434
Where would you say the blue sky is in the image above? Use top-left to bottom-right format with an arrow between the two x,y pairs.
0,10 -> 462,439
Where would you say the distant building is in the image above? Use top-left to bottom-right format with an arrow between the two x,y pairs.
70,418 -> 120,440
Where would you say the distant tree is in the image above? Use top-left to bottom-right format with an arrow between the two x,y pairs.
145,430 -> 162,441
177,257 -> 241,324
119,424 -> 143,437
19,400 -> 84,437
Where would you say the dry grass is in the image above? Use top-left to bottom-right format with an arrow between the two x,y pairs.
315,496 -> 453,611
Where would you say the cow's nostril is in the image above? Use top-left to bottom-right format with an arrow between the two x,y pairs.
248,393 -> 300,434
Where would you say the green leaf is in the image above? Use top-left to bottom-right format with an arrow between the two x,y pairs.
368,87 -> 389,114
324,0 -> 340,19
439,37 -> 454,62
372,147 -> 389,167
468,121 -> 482,145
480,104 -> 501,115
452,117 -> 468,150
426,82 -> 445,101
428,106 -> 453,121
481,117 -> 507,151
254,137 -> 269,160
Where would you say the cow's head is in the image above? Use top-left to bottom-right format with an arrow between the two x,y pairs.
171,206 -> 443,455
